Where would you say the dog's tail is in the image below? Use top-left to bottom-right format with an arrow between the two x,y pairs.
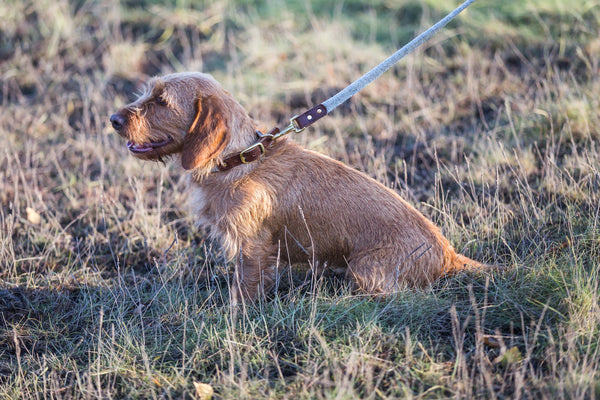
444,251 -> 487,274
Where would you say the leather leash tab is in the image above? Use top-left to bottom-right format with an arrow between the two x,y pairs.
291,104 -> 327,130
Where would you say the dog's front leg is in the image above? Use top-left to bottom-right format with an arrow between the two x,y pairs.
230,240 -> 277,303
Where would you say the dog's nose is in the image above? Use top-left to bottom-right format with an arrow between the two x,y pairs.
110,113 -> 125,131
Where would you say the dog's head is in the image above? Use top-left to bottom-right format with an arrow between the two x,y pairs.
110,72 -> 241,170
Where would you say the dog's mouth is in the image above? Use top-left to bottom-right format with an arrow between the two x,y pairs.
127,139 -> 172,153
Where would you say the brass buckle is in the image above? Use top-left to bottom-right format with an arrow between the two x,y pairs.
239,142 -> 266,164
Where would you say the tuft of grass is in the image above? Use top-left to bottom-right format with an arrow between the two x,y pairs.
1,0 -> 600,398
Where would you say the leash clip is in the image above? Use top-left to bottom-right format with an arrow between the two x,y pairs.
277,121 -> 303,138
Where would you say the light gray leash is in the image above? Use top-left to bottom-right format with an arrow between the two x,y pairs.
285,0 -> 478,134
220,0 -> 477,170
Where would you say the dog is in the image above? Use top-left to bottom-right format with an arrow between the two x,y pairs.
110,72 -> 484,301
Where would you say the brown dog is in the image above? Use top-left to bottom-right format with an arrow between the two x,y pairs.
110,72 -> 484,300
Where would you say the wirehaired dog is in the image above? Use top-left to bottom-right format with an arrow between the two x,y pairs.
110,72 -> 484,301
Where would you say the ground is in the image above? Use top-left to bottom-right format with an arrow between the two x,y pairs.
1,0 -> 599,398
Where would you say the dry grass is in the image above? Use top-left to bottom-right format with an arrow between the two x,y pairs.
1,0 -> 599,398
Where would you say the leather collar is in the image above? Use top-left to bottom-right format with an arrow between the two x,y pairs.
216,128 -> 280,171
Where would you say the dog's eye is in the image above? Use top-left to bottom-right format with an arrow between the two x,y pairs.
156,97 -> 169,106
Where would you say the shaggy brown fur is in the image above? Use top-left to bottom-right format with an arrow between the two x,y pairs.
110,72 -> 484,301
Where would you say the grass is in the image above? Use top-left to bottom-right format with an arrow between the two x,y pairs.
1,0 -> 599,398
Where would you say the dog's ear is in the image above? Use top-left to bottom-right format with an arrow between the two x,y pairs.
182,95 -> 230,170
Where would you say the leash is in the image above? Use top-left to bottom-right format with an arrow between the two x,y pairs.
218,0 -> 477,171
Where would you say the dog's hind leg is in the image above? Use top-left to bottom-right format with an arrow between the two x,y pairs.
345,246 -> 444,295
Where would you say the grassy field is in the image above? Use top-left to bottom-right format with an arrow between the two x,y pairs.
1,0 -> 599,398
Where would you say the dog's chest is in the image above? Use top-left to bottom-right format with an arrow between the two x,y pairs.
188,185 -> 214,227
188,180 -> 269,260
